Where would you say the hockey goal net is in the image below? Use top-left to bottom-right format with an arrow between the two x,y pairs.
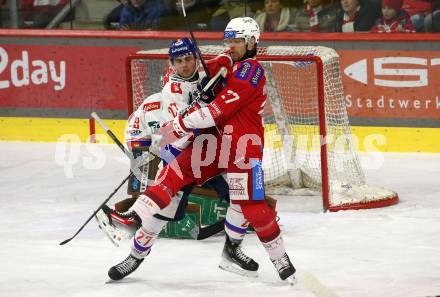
126,45 -> 398,212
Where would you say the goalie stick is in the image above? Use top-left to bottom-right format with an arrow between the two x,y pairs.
59,173 -> 131,245
91,112 -> 226,241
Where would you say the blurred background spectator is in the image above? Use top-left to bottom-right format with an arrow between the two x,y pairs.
209,0 -> 257,30
0,0 -> 4,27
160,0 -> 220,30
119,0 -> 168,30
335,0 -> 381,31
402,0 -> 433,31
21,0 -> 73,28
255,0 -> 298,31
294,0 -> 337,32
433,0 -> 440,31
0,0 -> 436,31
104,0 -> 128,29
371,0 -> 415,31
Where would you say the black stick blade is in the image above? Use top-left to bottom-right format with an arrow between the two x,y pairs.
59,238 -> 72,245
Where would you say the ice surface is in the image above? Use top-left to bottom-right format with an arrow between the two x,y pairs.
0,142 -> 439,297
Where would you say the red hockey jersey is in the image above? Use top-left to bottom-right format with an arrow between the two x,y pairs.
206,58 -> 267,166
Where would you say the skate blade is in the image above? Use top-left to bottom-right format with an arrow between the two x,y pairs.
218,258 -> 258,278
95,210 -> 124,247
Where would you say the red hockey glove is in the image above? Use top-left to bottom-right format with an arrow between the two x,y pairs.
206,53 -> 233,78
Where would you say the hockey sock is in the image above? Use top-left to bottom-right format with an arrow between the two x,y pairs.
261,233 -> 286,261
131,217 -> 166,259
224,203 -> 248,242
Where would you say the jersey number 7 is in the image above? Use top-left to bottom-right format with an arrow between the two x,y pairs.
221,90 -> 240,104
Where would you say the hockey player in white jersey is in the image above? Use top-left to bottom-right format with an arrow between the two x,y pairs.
97,38 -> 259,281
95,38 -> 202,246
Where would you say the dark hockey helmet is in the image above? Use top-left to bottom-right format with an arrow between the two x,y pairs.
167,38 -> 199,81
168,38 -> 197,61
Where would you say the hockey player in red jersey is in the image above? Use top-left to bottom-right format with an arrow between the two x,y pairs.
105,37 -> 258,280
108,17 -> 296,284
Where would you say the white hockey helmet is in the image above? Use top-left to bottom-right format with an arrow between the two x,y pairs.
223,17 -> 260,44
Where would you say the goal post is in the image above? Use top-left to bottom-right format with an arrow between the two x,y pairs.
126,45 -> 399,212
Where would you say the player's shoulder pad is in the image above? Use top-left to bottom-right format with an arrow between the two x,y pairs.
233,59 -> 265,89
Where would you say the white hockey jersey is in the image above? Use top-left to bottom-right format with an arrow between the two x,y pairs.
124,74 -> 200,220
125,74 -> 199,149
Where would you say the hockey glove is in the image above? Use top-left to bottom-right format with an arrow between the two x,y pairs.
192,66 -> 228,104
192,76 -> 218,104
156,114 -> 191,148
206,53 -> 233,77
180,100 -> 202,118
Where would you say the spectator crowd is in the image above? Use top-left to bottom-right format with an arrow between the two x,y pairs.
103,0 -> 440,32
0,0 -> 439,32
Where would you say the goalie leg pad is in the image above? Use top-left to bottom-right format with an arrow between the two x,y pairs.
114,197 -> 137,212
240,202 -> 280,243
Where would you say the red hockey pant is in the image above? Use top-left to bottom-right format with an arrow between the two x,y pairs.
145,141 -> 280,242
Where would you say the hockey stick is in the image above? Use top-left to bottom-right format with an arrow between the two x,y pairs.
59,173 -> 131,245
202,66 -> 227,92
91,112 -> 132,158
180,0 -> 210,77
91,112 -> 150,183
196,218 -> 225,240
91,112 -> 225,240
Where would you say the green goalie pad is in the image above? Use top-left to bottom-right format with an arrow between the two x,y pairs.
158,188 -> 277,240
159,204 -> 201,239
159,190 -> 229,239
188,193 -> 229,226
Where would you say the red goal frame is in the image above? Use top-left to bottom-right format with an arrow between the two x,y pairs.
126,52 -> 399,212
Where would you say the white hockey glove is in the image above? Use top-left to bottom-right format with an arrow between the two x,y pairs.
156,114 -> 192,148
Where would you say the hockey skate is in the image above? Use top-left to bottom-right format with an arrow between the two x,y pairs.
108,254 -> 144,281
95,205 -> 141,246
218,236 -> 259,277
271,253 -> 297,285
